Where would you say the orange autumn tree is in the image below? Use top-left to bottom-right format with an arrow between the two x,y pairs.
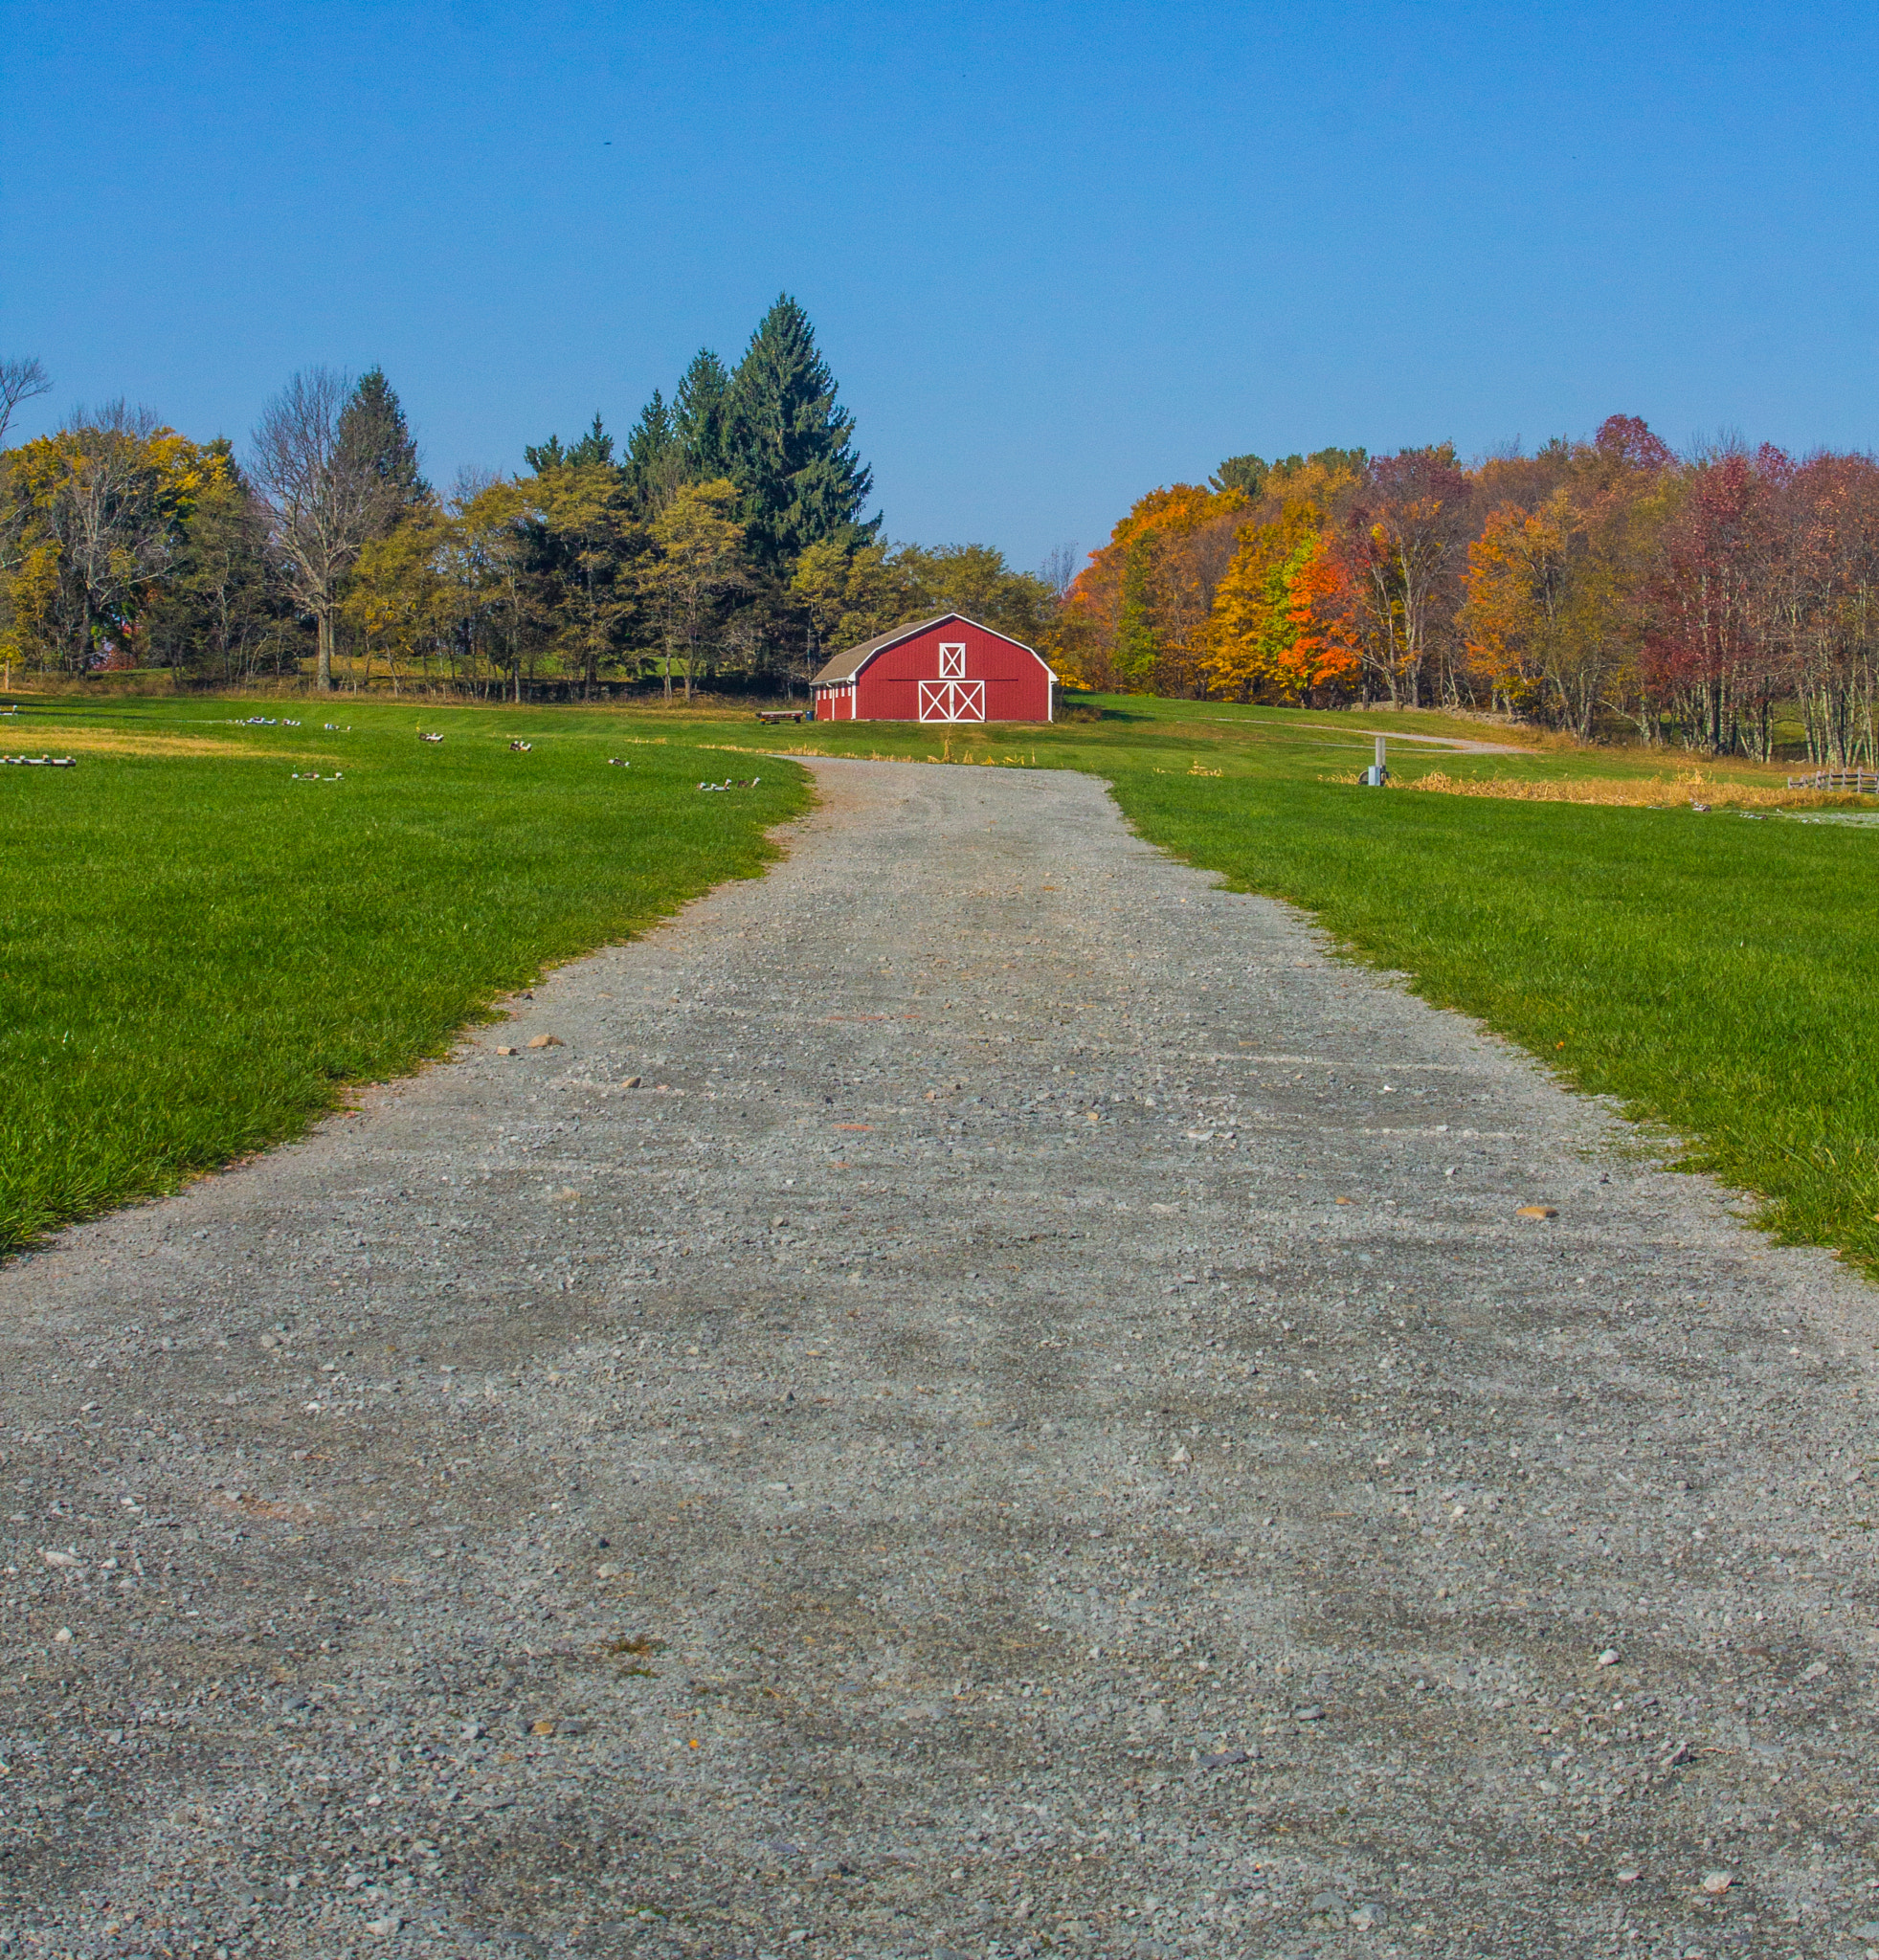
1460,501 -> 1562,716
1203,449 -> 1367,702
1462,429 -> 1672,736
1062,483 -> 1246,692
1208,502 -> 1360,702
1282,536 -> 1361,696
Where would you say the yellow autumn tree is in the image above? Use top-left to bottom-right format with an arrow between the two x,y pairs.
1207,502 -> 1323,698
1,412 -> 227,672
641,479 -> 748,702
1461,495 -> 1572,718
343,503 -> 451,694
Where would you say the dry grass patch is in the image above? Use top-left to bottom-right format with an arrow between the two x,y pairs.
7,725 -> 320,762
1355,767 -> 1863,811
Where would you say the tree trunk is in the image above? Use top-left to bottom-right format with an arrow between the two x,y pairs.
317,607 -> 335,691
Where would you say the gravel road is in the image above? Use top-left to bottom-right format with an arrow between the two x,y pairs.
5,757 -> 1878,1960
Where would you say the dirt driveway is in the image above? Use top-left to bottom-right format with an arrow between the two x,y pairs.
4,758 -> 1877,1959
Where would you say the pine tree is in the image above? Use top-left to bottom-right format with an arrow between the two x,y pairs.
674,350 -> 731,479
525,413 -> 614,475
727,295 -> 876,574
1210,453 -> 1267,501
624,390 -> 684,515
340,368 -> 429,507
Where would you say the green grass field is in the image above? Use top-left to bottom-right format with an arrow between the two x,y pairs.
0,700 -> 809,1251
5,686 -> 1876,1278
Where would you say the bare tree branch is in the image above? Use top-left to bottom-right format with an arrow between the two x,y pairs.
248,368 -> 401,690
0,356 -> 53,449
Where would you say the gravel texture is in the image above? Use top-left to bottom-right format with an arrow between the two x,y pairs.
4,756 -> 1879,1960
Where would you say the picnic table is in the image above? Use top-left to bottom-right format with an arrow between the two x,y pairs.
755,709 -> 809,724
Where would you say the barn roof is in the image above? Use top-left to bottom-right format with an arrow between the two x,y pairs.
810,612 -> 1043,686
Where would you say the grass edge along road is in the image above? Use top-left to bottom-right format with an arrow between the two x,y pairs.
739,692 -> 1879,1281
0,699 -> 811,1254
9,687 -> 1879,1282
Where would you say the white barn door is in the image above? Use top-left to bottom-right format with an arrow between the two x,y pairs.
917,679 -> 985,723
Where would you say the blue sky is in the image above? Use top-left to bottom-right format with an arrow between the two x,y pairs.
4,1 -> 1875,568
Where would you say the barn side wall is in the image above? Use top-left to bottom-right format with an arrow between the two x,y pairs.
851,621 -> 1052,723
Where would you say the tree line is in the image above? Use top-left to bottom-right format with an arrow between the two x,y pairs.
0,299 -> 1053,699
1060,422 -> 1879,760
11,308 -> 1877,759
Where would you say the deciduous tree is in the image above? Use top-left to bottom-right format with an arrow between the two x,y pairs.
0,356 -> 52,449
1339,446 -> 1471,706
344,505 -> 451,694
250,368 -> 409,690
1,405 -> 226,672
641,479 -> 748,701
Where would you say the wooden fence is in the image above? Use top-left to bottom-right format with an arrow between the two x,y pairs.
1785,768 -> 1879,793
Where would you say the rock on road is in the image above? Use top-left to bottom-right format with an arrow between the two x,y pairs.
4,758 -> 1878,1960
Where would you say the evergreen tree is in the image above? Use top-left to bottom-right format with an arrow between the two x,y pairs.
566,413 -> 615,468
526,412 -> 614,475
674,350 -> 731,479
341,368 -> 429,506
1210,454 -> 1267,501
624,389 -> 684,515
727,295 -> 876,573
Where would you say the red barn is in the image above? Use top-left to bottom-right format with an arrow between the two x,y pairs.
810,612 -> 1056,724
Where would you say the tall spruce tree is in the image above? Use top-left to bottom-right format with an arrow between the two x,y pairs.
526,413 -> 615,474
341,368 -> 429,506
727,296 -> 875,573
624,390 -> 685,515
674,350 -> 731,479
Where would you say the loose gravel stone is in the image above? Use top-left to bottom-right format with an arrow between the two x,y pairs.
2,756 -> 1877,1957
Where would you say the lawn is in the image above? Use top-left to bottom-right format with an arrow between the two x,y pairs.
6,686 -> 1876,1278
0,699 -> 809,1252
